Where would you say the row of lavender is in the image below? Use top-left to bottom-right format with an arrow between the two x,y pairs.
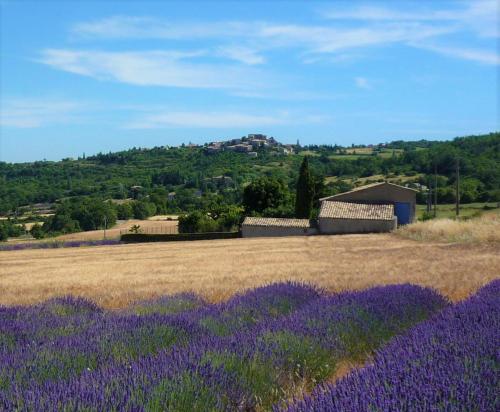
280,279 -> 500,412
0,280 -> 493,411
0,239 -> 121,252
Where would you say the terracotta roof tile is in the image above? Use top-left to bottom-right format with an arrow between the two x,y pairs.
319,201 -> 394,221
320,181 -> 418,201
242,217 -> 312,228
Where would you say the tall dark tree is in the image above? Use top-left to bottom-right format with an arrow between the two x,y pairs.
295,156 -> 314,218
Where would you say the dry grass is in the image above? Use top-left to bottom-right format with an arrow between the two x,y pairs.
53,219 -> 178,241
397,211 -> 500,243
1,234 -> 498,309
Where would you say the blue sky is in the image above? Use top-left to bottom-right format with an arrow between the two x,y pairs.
0,0 -> 498,162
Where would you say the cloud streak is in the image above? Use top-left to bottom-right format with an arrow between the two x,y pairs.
355,77 -> 371,90
125,110 -> 291,129
0,98 -> 86,128
322,0 -> 499,38
410,43 -> 500,66
38,49 -> 268,90
67,6 -> 498,67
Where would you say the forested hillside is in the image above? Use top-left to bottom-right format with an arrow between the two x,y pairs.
0,132 -> 498,217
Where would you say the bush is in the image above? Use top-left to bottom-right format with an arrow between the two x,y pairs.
30,223 -> 45,239
178,212 -> 218,233
420,211 -> 435,221
0,224 -> 8,241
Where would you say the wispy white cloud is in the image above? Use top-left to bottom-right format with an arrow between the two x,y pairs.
125,109 -> 330,129
0,96 -> 330,130
216,45 -> 265,65
70,14 -> 452,53
0,98 -> 86,128
38,49 -> 268,90
72,16 -> 250,40
410,43 -> 500,65
354,77 -> 371,90
42,0 -> 498,97
258,22 -> 452,54
69,15 -> 467,63
322,0 -> 499,38
126,111 -> 290,129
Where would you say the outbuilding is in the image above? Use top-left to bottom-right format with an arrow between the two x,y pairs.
241,217 -> 317,238
318,201 -> 397,234
320,182 -> 417,225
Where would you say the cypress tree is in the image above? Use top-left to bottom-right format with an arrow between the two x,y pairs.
295,156 -> 314,218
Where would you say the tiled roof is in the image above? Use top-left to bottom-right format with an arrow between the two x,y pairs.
320,182 -> 418,201
319,201 -> 394,221
242,217 -> 312,228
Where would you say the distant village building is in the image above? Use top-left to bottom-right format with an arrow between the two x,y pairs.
226,144 -> 252,153
205,142 -> 222,154
202,133 -> 289,156
247,152 -> 258,158
205,175 -> 234,188
279,146 -> 294,155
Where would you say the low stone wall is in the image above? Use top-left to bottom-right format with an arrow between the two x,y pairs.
121,231 -> 241,243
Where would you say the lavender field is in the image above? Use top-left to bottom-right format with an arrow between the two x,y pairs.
0,281 -> 497,411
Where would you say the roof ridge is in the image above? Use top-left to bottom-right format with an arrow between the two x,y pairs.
319,181 -> 418,201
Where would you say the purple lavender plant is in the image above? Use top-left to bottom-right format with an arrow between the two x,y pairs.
279,279 -> 499,412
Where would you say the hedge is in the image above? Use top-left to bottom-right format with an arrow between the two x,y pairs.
121,232 -> 241,243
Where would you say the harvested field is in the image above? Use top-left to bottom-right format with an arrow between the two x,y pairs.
54,218 -> 178,241
0,234 -> 498,308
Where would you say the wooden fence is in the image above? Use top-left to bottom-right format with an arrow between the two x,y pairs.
120,226 -> 178,235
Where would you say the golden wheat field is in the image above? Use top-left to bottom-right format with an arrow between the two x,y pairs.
1,233 -> 499,308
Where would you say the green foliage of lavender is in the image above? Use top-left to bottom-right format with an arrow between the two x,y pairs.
3,280 -> 494,411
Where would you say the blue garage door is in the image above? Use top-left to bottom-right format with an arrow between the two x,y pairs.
394,202 -> 411,225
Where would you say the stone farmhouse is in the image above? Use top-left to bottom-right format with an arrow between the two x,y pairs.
241,182 -> 417,238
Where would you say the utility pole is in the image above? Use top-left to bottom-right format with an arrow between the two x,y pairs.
103,215 -> 107,239
455,158 -> 460,217
426,176 -> 432,213
434,163 -> 438,218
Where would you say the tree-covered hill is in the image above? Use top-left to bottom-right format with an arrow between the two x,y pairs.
0,132 -> 498,216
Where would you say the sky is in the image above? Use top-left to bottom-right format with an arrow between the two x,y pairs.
0,0 -> 499,163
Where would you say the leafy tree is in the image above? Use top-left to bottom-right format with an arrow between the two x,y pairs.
44,212 -> 81,234
243,177 -> 289,214
132,201 -> 157,219
70,199 -> 117,231
116,203 -> 134,220
295,157 -> 314,218
149,188 -> 168,214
